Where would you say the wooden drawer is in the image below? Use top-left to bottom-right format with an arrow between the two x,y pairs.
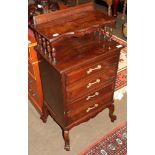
66,82 -> 114,111
28,48 -> 32,61
65,54 -> 119,85
28,86 -> 40,103
28,73 -> 37,91
28,60 -> 35,77
28,74 -> 40,103
66,65 -> 117,102
66,92 -> 113,124
28,45 -> 37,62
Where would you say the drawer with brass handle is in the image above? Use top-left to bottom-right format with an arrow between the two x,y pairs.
66,83 -> 114,111
86,92 -> 99,101
87,78 -> 101,88
66,66 -> 117,101
87,65 -> 102,74
66,91 -> 113,124
86,104 -> 98,112
65,54 -> 119,85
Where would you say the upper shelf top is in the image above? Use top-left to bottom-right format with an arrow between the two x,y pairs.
32,2 -> 116,42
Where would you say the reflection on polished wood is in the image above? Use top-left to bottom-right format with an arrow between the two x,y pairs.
31,2 -> 122,151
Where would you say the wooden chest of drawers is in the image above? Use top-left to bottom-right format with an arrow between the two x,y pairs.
31,2 -> 123,151
28,29 -> 43,113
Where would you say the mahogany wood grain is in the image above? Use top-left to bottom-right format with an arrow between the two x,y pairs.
66,83 -> 114,111
66,70 -> 116,101
37,35 -> 121,150
32,3 -> 122,151
63,130 -> 70,151
32,2 -> 116,43
65,52 -> 119,85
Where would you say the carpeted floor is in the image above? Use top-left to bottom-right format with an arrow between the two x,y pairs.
28,3 -> 127,155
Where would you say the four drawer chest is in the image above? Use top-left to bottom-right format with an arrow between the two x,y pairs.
30,2 -> 123,151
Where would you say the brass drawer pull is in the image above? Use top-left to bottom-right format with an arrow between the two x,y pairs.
86,92 -> 99,100
87,65 -> 101,74
87,79 -> 100,88
86,104 -> 98,112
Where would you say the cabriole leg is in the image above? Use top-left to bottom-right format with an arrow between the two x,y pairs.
40,104 -> 49,123
63,130 -> 70,151
108,104 -> 117,122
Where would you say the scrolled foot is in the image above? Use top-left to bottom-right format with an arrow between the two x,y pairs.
63,130 -> 70,151
40,115 -> 48,123
108,104 -> 117,122
110,115 -> 117,122
40,105 -> 49,123
64,144 -> 70,151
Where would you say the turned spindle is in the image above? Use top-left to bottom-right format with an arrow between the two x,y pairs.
52,47 -> 56,64
108,5 -> 112,16
42,38 -> 47,55
101,26 -> 107,48
38,34 -> 43,53
47,41 -> 52,61
98,28 -> 102,43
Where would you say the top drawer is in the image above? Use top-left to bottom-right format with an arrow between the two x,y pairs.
65,54 -> 120,85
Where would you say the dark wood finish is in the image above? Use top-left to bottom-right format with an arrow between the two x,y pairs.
63,130 -> 70,151
32,2 -> 122,151
32,2 -> 116,40
108,103 -> 117,122
28,28 -> 43,114
40,104 -> 49,122
113,0 -> 120,16
28,0 -> 60,24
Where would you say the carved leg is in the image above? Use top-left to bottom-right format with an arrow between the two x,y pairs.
63,130 -> 70,151
108,104 -> 117,122
40,105 -> 49,123
108,5 -> 112,16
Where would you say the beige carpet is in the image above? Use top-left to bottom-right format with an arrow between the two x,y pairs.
28,93 -> 127,155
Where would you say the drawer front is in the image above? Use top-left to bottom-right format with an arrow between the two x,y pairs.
66,92 -> 113,124
28,74 -> 37,91
28,74 -> 40,102
28,60 -> 35,77
66,65 -> 117,101
66,83 -> 115,112
28,45 -> 37,62
28,86 -> 40,103
65,54 -> 119,85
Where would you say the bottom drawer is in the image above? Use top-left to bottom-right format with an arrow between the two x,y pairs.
28,87 -> 40,102
66,92 -> 113,124
28,74 -> 36,90
28,74 -> 40,103
67,82 -> 115,111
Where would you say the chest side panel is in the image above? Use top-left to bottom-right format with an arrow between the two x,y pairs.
38,54 -> 65,124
